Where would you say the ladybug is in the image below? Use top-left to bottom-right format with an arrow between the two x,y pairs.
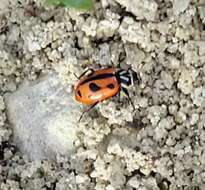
74,67 -> 140,121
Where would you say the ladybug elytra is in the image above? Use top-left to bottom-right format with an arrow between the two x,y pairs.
74,67 -> 140,121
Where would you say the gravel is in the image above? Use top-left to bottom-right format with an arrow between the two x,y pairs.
0,0 -> 205,190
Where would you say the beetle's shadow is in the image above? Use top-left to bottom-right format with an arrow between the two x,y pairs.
126,118 -> 145,129
125,109 -> 145,130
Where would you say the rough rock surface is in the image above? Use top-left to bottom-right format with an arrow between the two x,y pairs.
0,0 -> 205,190
5,74 -> 80,160
115,0 -> 158,21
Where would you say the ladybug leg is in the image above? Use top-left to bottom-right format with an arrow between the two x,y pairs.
127,68 -> 141,85
118,52 -> 126,67
117,91 -> 123,104
78,102 -> 98,122
121,87 -> 135,110
76,68 -> 95,79
117,91 -> 121,102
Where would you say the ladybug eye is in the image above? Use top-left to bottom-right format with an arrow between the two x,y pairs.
89,83 -> 101,92
107,83 -> 115,89
77,90 -> 82,97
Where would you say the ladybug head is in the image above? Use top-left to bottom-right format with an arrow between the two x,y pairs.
116,68 -> 140,88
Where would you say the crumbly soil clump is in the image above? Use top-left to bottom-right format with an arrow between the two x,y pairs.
0,0 -> 205,190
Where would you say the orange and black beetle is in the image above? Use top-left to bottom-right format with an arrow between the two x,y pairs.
74,67 -> 140,121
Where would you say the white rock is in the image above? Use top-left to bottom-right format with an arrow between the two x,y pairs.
189,113 -> 199,125
172,0 -> 191,16
0,96 -> 5,110
182,43 -> 199,66
0,50 -> 17,76
0,128 -> 11,143
99,101 -> 133,125
0,0 -> 10,11
97,11 -> 120,38
177,69 -> 193,94
175,27 -> 190,41
5,74 -> 81,160
169,56 -> 180,69
191,86 -> 205,107
108,159 -> 126,188
98,44 -> 111,66
91,157 -> 108,180
159,117 -> 175,130
154,122 -> 168,142
7,24 -> 20,45
107,138 -> 123,155
97,19 -> 120,38
115,0 -> 158,21
0,110 -> 6,127
76,174 -> 90,184
95,183 -> 107,190
119,17 -> 152,50
168,104 -> 178,115
147,105 -> 167,126
198,6 -> 205,24
166,135 -> 176,146
127,176 -> 140,188
144,177 -> 159,190
161,71 -> 174,89
25,32 -> 41,52
106,185 -> 115,190
175,111 -> 187,124
193,41 -> 205,56
137,97 -> 148,108
82,18 -> 98,37
125,44 -> 145,69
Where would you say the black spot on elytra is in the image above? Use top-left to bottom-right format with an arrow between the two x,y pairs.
81,73 -> 114,85
77,90 -> 82,97
89,83 -> 101,92
107,83 -> 115,89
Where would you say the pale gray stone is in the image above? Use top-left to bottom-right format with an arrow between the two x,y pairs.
172,0 -> 191,16
115,0 -> 158,21
191,86 -> 205,107
5,74 -> 81,161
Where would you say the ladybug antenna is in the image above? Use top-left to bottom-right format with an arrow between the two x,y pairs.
121,86 -> 135,111
74,73 -> 79,79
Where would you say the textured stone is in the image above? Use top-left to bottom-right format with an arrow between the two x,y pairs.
191,86 -> 205,107
115,0 -> 158,21
198,6 -> 205,23
172,0 -> 191,15
119,17 -> 152,50
5,73 -> 81,160
177,69 -> 193,95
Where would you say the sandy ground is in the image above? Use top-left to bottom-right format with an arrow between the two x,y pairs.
1,0 -> 205,189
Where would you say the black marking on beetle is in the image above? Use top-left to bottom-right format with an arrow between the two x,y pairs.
81,73 -> 114,85
77,90 -> 82,97
116,69 -> 127,84
87,72 -> 94,77
120,77 -> 131,86
89,83 -> 101,92
107,83 -> 115,89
